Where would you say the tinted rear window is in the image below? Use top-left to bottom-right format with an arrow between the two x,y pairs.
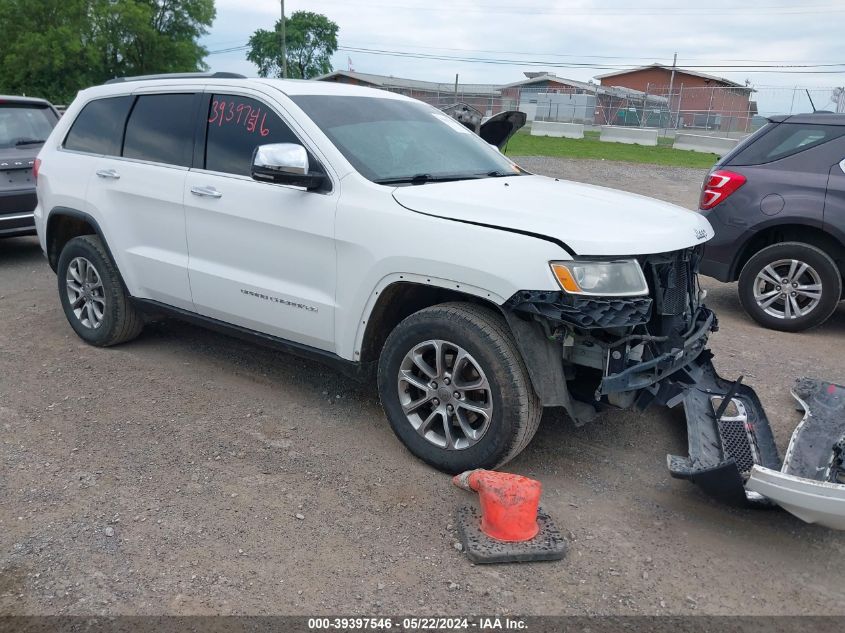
123,94 -> 196,167
0,104 -> 57,149
64,96 -> 133,155
728,122 -> 845,165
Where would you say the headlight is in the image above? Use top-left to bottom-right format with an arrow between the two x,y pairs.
550,259 -> 648,296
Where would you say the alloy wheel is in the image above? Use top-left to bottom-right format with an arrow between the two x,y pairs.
397,339 -> 493,450
753,258 -> 822,320
66,256 -> 106,329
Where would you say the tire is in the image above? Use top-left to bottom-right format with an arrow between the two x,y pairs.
738,241 -> 841,332
377,302 -> 541,474
57,235 -> 144,346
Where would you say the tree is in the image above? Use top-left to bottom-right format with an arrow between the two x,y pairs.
0,0 -> 98,104
0,0 -> 215,104
247,11 -> 338,80
91,0 -> 216,78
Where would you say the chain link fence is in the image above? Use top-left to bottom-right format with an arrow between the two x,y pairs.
520,84 -> 845,138
376,82 -> 844,140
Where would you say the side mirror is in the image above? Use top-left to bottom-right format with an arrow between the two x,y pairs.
251,143 -> 326,190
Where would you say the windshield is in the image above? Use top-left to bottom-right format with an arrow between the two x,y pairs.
290,95 -> 520,184
0,104 -> 57,149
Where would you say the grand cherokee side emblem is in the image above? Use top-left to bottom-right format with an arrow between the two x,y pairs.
694,228 -> 708,240
240,289 -> 318,312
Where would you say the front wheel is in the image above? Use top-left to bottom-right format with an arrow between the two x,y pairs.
377,302 -> 541,474
738,241 -> 841,332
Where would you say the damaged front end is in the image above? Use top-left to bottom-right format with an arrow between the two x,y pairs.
505,246 -> 719,418
503,246 -> 845,527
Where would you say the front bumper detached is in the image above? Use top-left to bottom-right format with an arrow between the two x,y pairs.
672,371 -> 845,529
746,379 -> 845,530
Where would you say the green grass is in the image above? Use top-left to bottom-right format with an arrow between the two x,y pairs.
504,129 -> 718,169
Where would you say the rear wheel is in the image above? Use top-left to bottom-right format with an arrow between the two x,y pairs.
377,302 -> 541,474
57,235 -> 144,346
738,242 -> 841,332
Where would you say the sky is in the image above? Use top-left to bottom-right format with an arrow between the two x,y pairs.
201,0 -> 845,115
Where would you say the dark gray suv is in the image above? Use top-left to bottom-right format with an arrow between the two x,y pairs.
0,96 -> 60,238
699,113 -> 845,331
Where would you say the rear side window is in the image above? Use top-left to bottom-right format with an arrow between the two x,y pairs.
123,94 -> 196,167
204,94 -> 299,176
0,104 -> 57,149
729,123 -> 845,165
64,96 -> 132,155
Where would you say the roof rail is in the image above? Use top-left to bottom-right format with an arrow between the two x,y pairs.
104,71 -> 247,85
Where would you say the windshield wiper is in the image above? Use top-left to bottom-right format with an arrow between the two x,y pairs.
484,170 -> 521,178
374,173 -> 482,185
14,138 -> 46,146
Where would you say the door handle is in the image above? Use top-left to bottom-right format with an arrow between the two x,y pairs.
190,185 -> 223,199
96,169 -> 120,180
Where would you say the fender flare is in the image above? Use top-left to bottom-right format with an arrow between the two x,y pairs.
350,272 -> 507,360
45,206 -> 115,272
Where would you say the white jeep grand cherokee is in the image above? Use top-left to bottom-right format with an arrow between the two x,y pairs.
35,73 -> 728,478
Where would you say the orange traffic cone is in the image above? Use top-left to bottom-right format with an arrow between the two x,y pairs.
452,469 -> 541,541
452,469 -> 566,564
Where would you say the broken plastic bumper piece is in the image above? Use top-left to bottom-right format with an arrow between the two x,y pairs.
671,371 -> 845,529
745,467 -> 845,530
746,378 -> 845,530
668,355 -> 780,506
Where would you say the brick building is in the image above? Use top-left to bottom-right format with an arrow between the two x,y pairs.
595,64 -> 754,132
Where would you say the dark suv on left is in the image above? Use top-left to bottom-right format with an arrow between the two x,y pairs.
0,96 -> 60,238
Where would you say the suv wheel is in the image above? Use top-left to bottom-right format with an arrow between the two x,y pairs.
377,302 -> 541,474
738,242 -> 841,332
57,235 -> 144,346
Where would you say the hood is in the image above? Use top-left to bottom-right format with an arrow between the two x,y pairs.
392,174 -> 714,256
479,111 -> 527,149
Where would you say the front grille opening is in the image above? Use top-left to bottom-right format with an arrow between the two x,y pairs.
660,263 -> 689,316
711,396 -> 761,475
648,251 -> 692,317
718,419 -> 757,474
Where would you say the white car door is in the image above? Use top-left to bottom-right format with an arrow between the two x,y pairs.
84,91 -> 199,311
183,90 -> 338,352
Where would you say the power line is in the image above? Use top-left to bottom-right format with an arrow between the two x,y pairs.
205,42 -> 845,78
207,45 -> 249,55
207,41 -> 845,72
314,0 -> 838,6
306,1 -> 845,16
339,41 -> 845,66
336,45 -> 845,73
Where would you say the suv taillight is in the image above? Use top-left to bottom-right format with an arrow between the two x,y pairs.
33,158 -> 41,182
699,169 -> 746,210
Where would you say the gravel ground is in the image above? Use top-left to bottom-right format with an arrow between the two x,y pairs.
2,157 -> 844,617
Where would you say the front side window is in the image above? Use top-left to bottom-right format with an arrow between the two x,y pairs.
204,94 -> 299,176
289,95 -> 520,184
64,96 -> 133,155
0,104 -> 57,149
123,93 -> 196,167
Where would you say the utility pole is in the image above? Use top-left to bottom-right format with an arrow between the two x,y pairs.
667,52 -> 677,128
280,0 -> 287,78
454,74 -> 459,100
